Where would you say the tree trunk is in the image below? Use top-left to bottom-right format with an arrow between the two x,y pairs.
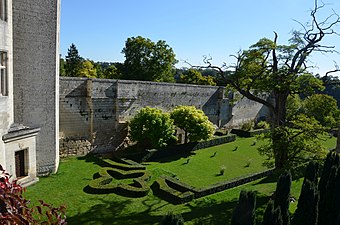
184,130 -> 188,144
272,92 -> 289,169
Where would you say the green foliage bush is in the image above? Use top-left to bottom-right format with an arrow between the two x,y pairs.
241,120 -> 254,131
214,129 -> 228,136
258,114 -> 328,168
303,94 -> 340,128
254,120 -> 270,129
178,68 -> 216,86
170,106 -> 215,143
129,107 -> 177,148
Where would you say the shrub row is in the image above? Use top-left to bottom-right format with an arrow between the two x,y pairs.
102,158 -> 146,171
152,169 -> 274,204
230,128 -> 269,137
151,176 -> 194,204
144,134 -> 236,162
193,169 -> 274,199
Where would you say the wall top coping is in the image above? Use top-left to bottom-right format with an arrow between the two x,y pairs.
59,77 -> 225,90
2,124 -> 40,143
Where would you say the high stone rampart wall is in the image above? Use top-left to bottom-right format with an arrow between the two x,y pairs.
59,77 -> 267,155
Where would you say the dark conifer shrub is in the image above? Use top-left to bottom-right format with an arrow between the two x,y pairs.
231,190 -> 256,225
291,180 -> 319,225
274,170 -> 291,225
303,161 -> 319,185
262,200 -> 283,225
318,164 -> 338,225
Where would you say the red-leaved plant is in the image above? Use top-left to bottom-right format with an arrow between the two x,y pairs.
0,165 -> 67,224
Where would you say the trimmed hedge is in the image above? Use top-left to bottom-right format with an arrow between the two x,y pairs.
230,129 -> 269,137
144,134 -> 236,162
193,169 -> 274,198
151,169 -> 275,204
102,158 -> 146,171
151,176 -> 195,205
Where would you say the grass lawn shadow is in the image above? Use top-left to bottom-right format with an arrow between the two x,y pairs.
150,151 -> 197,163
66,198 -> 164,225
183,194 -> 270,224
77,154 -> 114,168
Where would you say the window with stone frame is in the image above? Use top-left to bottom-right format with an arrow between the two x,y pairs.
0,0 -> 7,22
0,51 -> 8,96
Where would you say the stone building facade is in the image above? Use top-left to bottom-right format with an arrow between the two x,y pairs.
0,0 -> 60,185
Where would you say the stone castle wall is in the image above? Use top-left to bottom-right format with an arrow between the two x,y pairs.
60,77 -> 268,155
60,77 -> 231,154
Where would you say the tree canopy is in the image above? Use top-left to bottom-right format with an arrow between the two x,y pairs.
122,36 -> 178,82
303,94 -> 340,127
129,107 -> 177,149
65,43 -> 84,77
178,69 -> 216,86
79,60 -> 97,78
170,106 -> 215,143
199,1 -> 340,169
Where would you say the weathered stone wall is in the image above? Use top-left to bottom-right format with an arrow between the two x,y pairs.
59,138 -> 91,158
115,80 -> 227,124
59,77 -> 231,154
0,0 -> 13,167
12,0 -> 60,175
226,92 -> 270,127
59,77 -> 271,156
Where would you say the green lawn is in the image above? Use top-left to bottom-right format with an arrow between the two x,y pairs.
24,136 -> 336,225
146,137 -> 269,188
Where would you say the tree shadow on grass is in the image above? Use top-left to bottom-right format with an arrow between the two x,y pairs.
182,194 -> 270,225
150,151 -> 197,163
77,154 -> 114,168
253,173 -> 279,185
66,197 -> 165,225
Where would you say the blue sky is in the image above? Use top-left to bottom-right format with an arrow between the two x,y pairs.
60,0 -> 340,76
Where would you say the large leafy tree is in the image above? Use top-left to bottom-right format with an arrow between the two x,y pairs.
178,69 -> 216,86
170,106 -> 215,143
129,107 -> 177,149
202,1 -> 340,169
78,60 -> 97,78
65,43 -> 84,77
122,36 -> 178,82
303,94 -> 340,127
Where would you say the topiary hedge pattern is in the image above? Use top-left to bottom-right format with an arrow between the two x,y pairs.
151,176 -> 195,204
88,159 -> 151,197
88,158 -> 274,203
